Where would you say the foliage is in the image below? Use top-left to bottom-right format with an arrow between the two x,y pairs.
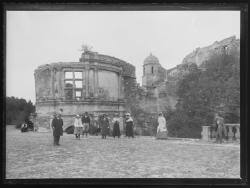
6,96 -> 35,128
80,44 -> 93,52
168,53 -> 240,138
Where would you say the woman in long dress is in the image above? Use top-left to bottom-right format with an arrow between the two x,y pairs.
125,113 -> 134,138
74,114 -> 83,139
112,113 -> 121,138
156,112 -> 168,139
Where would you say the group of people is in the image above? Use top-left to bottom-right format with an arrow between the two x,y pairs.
74,112 -> 91,139
155,112 -> 231,143
28,110 -> 227,146
50,112 -> 135,146
20,118 -> 34,132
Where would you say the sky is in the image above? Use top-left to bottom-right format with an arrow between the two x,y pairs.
6,11 -> 240,103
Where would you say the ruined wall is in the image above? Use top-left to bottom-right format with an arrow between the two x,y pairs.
98,70 -> 119,100
142,64 -> 166,87
123,76 -> 137,112
182,35 -> 240,67
167,36 -> 240,81
34,68 -> 53,101
34,51 -> 135,131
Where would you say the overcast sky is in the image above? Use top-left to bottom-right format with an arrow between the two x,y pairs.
6,11 -> 240,103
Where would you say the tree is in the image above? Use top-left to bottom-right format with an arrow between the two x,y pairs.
168,52 -> 240,138
80,44 -> 93,52
6,97 -> 35,128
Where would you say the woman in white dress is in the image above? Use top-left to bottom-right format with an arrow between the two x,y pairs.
156,112 -> 168,139
74,114 -> 83,139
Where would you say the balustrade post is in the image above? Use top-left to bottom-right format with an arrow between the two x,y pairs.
235,126 -> 240,140
201,126 -> 210,141
227,125 -> 234,141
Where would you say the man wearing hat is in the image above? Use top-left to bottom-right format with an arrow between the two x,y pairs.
51,113 -> 63,146
100,114 -> 110,139
81,112 -> 90,137
214,112 -> 226,143
125,113 -> 134,138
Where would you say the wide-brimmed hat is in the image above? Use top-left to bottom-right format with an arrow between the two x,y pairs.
125,113 -> 130,116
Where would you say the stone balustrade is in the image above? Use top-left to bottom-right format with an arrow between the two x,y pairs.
201,124 -> 240,141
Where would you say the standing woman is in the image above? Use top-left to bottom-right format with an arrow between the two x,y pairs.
74,114 -> 83,139
112,113 -> 121,138
156,112 -> 168,139
82,112 -> 90,137
51,113 -> 63,146
100,114 -> 110,139
125,113 -> 134,138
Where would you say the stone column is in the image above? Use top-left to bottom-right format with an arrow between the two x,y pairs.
201,126 -> 210,141
85,63 -> 90,98
227,125 -> 234,141
72,69 -> 75,100
119,74 -> 124,99
117,72 -> 121,99
51,68 -> 55,99
94,66 -> 99,98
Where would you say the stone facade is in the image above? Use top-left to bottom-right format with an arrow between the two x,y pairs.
34,51 -> 136,130
142,53 -> 166,88
139,53 -> 177,115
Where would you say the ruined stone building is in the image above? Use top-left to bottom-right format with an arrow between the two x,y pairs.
34,35 -> 239,134
137,53 -> 178,116
34,51 -> 136,130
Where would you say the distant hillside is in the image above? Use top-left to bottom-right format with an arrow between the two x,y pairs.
182,35 -> 240,67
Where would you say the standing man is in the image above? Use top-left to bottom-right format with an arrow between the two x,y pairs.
215,113 -> 225,144
51,113 -> 63,146
82,112 -> 90,137
100,114 -> 110,139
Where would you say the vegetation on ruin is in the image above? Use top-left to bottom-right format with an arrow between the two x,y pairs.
6,97 -> 35,128
167,53 -> 240,138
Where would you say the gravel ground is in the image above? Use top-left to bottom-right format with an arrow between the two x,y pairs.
5,126 -> 240,179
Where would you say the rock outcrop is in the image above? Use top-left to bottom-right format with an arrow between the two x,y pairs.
166,35 -> 240,80
182,35 -> 240,67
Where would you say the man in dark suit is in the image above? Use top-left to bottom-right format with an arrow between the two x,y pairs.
215,113 -> 225,144
51,113 -> 63,146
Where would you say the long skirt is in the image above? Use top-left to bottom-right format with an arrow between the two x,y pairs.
112,124 -> 121,137
82,123 -> 89,133
156,131 -> 168,139
74,127 -> 83,135
126,124 -> 134,137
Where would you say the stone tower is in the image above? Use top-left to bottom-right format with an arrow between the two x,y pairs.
142,53 -> 166,88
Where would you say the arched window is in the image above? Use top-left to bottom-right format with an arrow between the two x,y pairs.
151,66 -> 154,74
